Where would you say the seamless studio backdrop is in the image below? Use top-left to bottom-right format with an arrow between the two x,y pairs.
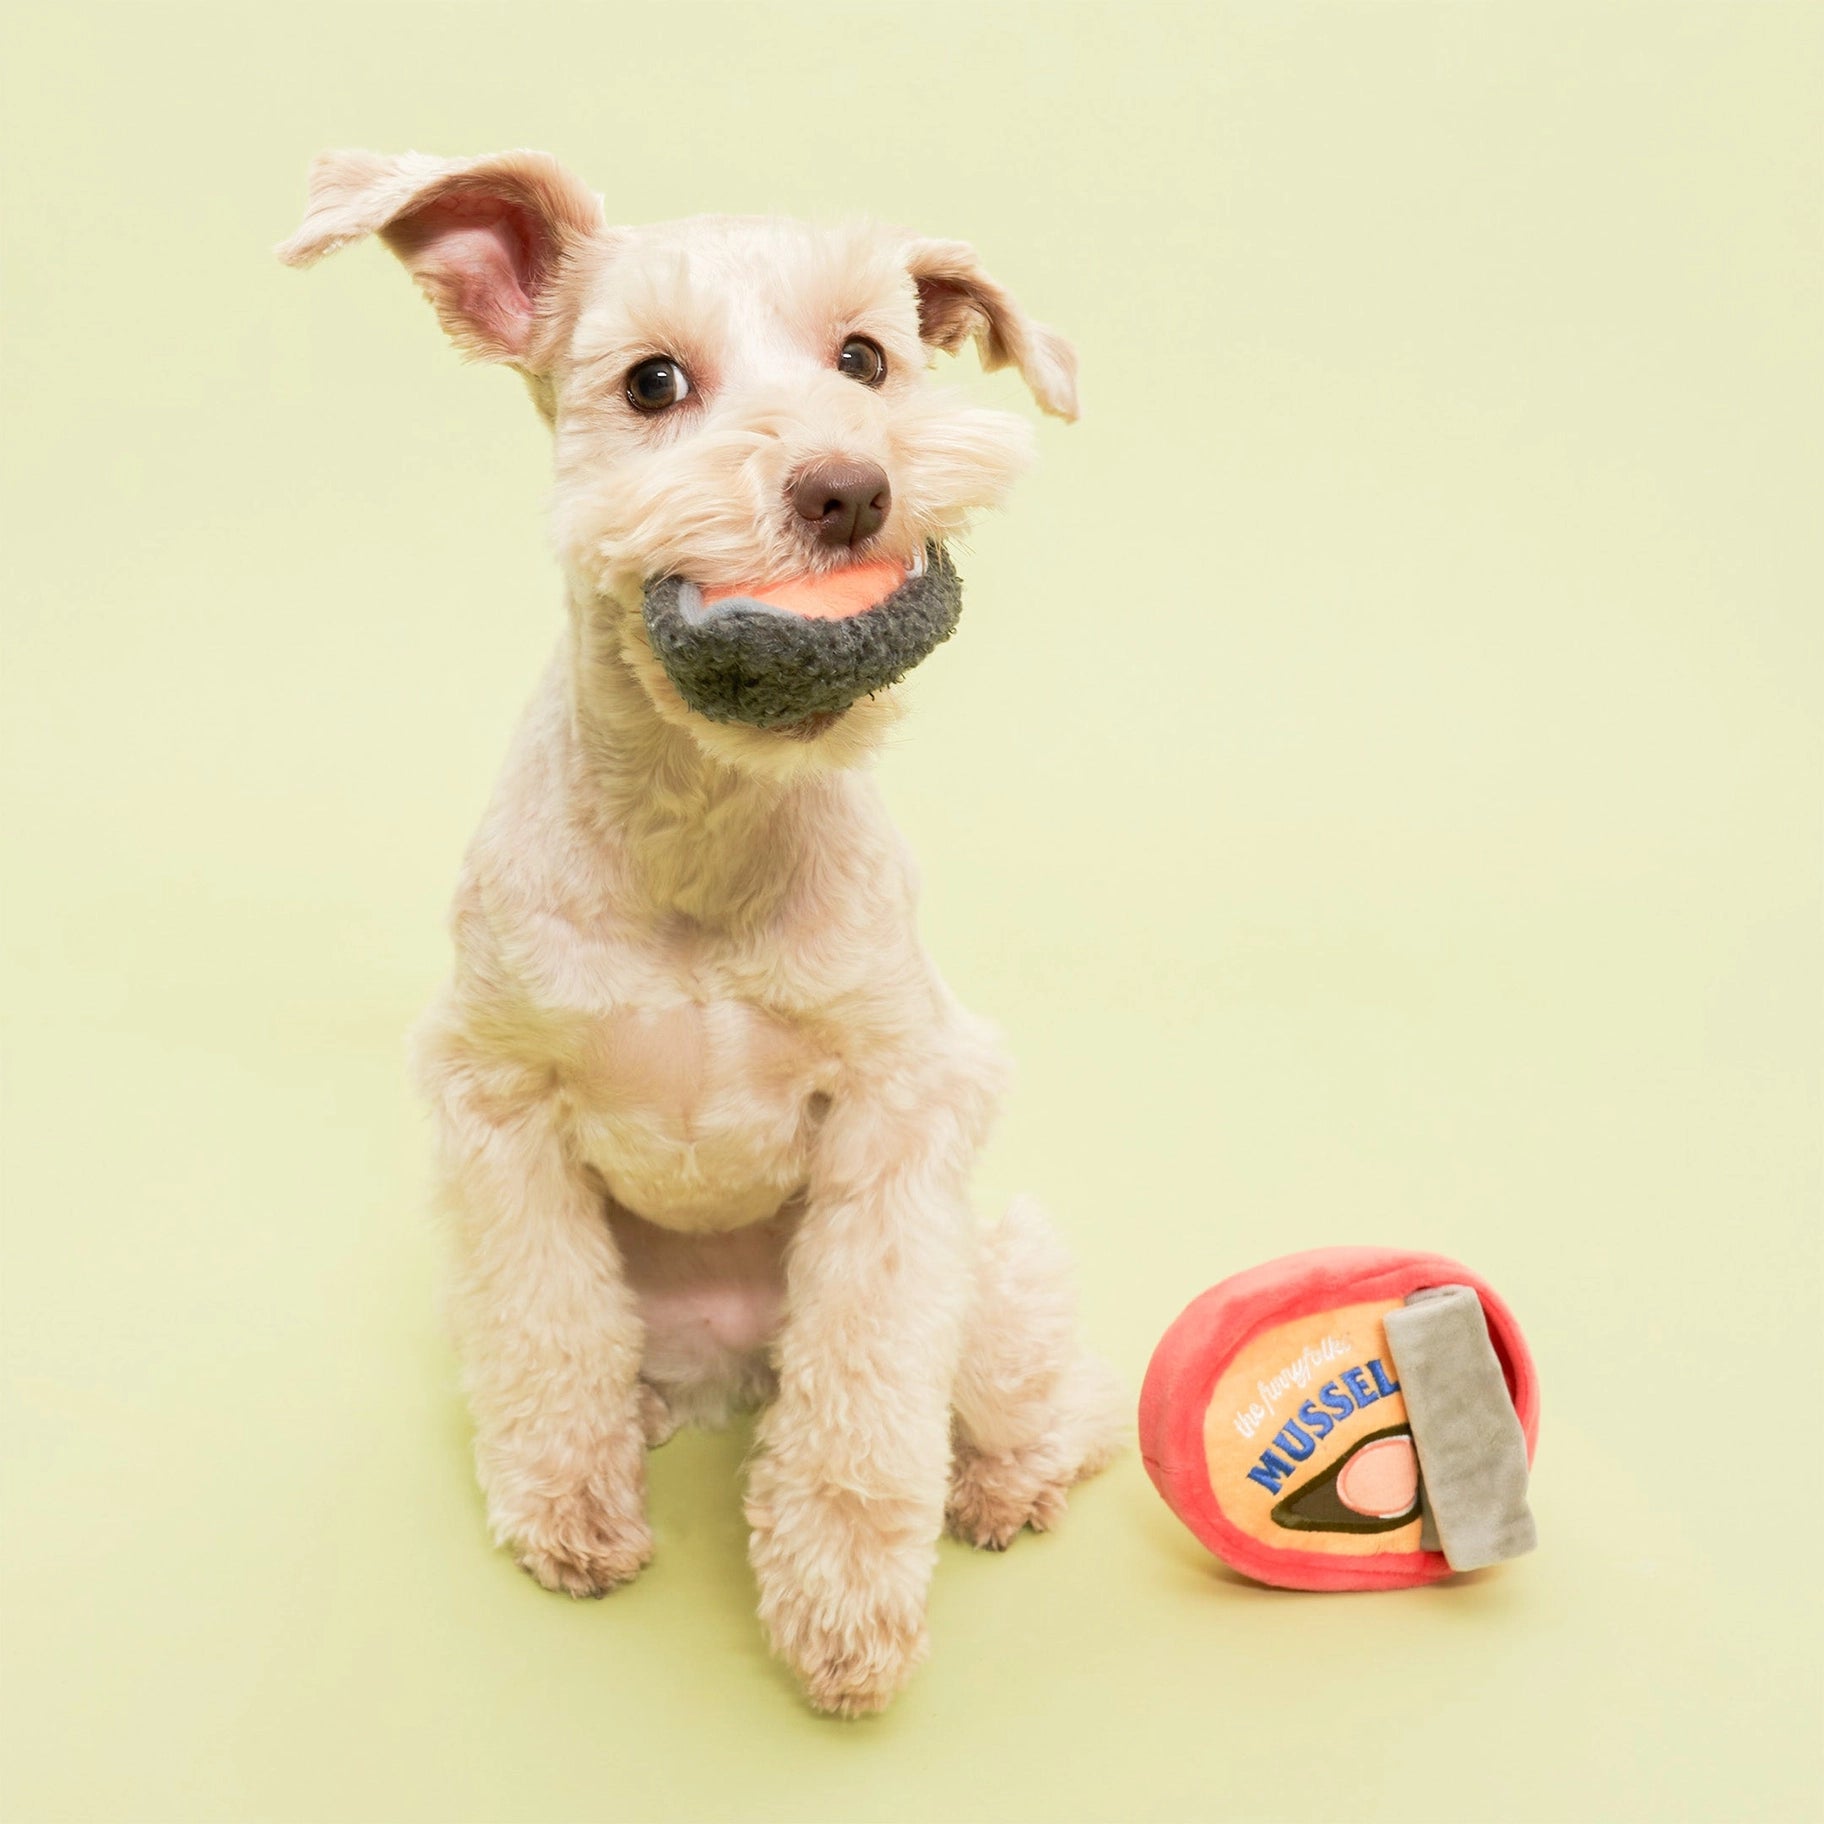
2,5 -> 1819,1822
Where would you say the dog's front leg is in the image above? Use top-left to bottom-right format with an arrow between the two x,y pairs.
433,1071 -> 650,1598
746,1058 -> 988,1715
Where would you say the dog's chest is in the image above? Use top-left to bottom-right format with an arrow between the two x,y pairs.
566,991 -> 837,1232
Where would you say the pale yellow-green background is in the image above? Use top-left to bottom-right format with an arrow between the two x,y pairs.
3,4 -> 1819,1820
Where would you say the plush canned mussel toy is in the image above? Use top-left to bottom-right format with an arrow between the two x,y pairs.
1140,1247 -> 1539,1591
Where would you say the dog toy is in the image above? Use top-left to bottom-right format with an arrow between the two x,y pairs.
643,544 -> 961,730
1140,1247 -> 1539,1590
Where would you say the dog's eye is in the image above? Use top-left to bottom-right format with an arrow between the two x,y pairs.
837,337 -> 887,386
626,357 -> 691,413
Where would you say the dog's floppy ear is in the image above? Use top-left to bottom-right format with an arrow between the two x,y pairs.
276,149 -> 605,366
904,238 -> 1079,422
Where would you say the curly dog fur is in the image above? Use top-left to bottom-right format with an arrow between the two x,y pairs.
280,148 -> 1123,1715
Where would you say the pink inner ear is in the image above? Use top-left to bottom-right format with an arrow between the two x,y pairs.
913,274 -> 975,352
388,193 -> 544,357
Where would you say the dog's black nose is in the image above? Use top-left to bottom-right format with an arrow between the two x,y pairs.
791,459 -> 891,548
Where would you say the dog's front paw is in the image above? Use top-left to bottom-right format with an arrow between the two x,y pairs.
485,1437 -> 653,1598
754,1551 -> 930,1717
747,1473 -> 933,1716
511,1504 -> 653,1598
946,1443 -> 1070,1551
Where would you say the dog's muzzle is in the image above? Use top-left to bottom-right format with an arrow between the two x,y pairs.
641,543 -> 962,731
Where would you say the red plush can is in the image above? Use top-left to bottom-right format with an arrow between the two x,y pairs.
1139,1247 -> 1540,1591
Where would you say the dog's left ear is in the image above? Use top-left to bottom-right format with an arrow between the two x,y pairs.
905,239 -> 1079,422
276,148 -> 605,367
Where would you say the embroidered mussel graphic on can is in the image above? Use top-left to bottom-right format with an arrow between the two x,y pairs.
1271,1426 -> 1420,1533
1139,1247 -> 1540,1591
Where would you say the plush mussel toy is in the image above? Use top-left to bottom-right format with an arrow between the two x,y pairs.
642,544 -> 962,733
1141,1247 -> 1540,1591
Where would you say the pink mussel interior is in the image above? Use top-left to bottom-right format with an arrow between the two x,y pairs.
702,557 -> 906,622
1336,1436 -> 1419,1519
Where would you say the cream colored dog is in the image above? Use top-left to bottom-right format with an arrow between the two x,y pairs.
280,149 -> 1123,1716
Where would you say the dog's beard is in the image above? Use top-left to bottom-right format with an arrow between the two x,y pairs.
640,543 -> 961,734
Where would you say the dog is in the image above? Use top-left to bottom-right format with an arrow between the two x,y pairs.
279,149 -> 1124,1716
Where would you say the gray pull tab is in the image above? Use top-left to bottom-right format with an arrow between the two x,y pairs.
1382,1285 -> 1537,1572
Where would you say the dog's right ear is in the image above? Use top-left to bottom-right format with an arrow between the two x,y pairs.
276,149 -> 605,367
